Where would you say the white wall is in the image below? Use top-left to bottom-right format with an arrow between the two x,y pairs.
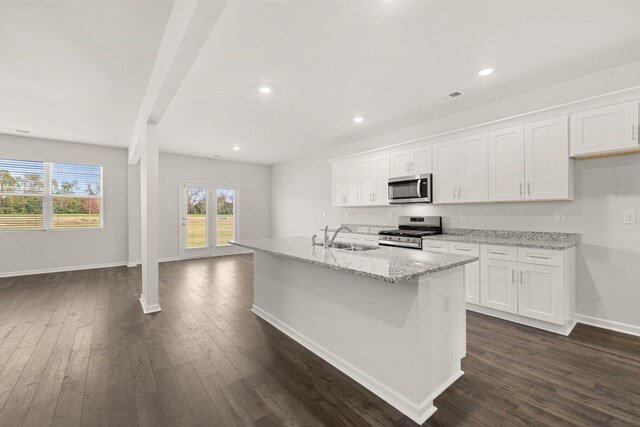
271,61 -> 640,330
158,153 -> 271,260
0,134 -> 129,275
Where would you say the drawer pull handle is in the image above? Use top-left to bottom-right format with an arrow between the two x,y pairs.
455,247 -> 471,252
427,245 -> 441,248
488,250 -> 508,255
529,255 -> 550,259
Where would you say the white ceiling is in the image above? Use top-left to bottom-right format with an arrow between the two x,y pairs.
2,1 -> 640,165
0,1 -> 172,146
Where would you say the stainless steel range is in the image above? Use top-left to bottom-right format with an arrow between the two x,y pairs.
378,216 -> 442,250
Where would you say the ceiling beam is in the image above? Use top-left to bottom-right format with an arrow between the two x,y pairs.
128,0 -> 228,164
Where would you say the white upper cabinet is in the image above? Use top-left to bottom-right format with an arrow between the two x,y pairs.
570,100 -> 639,157
371,154 -> 390,205
357,159 -> 374,206
524,116 -> 571,201
332,161 -> 358,207
488,125 -> 525,201
457,134 -> 488,203
389,145 -> 432,178
432,140 -> 458,203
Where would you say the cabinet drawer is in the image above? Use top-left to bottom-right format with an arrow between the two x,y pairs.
422,240 -> 449,253
481,244 -> 518,261
448,242 -> 480,256
518,247 -> 564,267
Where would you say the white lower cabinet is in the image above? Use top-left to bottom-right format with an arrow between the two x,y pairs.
480,258 -> 518,314
517,263 -> 564,325
426,239 -> 575,334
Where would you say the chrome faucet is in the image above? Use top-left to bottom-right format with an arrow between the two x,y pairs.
323,225 -> 353,247
311,234 -> 317,246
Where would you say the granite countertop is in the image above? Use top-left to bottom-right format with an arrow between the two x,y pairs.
425,229 -> 578,250
231,237 -> 477,283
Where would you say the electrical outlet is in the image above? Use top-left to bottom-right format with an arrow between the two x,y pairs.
624,211 -> 637,224
345,211 -> 350,219
322,211 -> 326,219
166,205 -> 173,212
556,212 -> 566,223
459,212 -> 466,221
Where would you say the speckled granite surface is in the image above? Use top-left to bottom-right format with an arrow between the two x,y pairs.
427,228 -> 578,250
321,223 -> 395,236
231,237 -> 477,283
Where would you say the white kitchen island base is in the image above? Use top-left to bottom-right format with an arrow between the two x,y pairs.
251,251 -> 467,424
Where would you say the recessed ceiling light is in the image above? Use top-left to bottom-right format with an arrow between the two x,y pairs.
258,86 -> 272,94
353,116 -> 364,123
478,68 -> 494,77
233,146 -> 241,151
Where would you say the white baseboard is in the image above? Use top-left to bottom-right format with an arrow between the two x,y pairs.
139,294 -> 161,314
0,261 -> 129,278
251,304 -> 441,425
574,314 -> 640,338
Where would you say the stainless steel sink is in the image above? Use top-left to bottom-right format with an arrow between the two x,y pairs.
315,242 -> 379,251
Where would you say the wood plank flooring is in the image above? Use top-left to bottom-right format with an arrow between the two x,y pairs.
0,254 -> 638,426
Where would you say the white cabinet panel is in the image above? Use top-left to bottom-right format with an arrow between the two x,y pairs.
412,145 -> 433,175
481,244 -> 518,262
422,239 -> 449,253
481,259 -> 518,314
517,247 -> 564,267
524,116 -> 570,201
389,146 -> 432,177
357,159 -> 374,206
372,154 -> 390,205
488,126 -> 525,201
432,141 -> 458,204
332,163 -> 347,206
518,264 -> 564,325
449,243 -> 480,305
570,101 -> 639,156
390,151 -> 411,178
345,162 -> 358,206
458,134 -> 488,203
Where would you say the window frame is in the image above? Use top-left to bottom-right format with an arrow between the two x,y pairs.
0,159 -> 104,232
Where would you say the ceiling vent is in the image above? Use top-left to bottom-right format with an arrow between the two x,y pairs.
435,91 -> 464,103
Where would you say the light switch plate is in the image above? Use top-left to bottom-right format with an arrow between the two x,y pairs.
322,211 -> 326,219
624,211 -> 637,224
459,212 -> 466,221
345,211 -> 350,219
555,212 -> 566,223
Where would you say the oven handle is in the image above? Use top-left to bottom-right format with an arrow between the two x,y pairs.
378,240 -> 422,249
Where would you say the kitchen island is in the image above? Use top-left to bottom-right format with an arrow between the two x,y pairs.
231,237 -> 478,424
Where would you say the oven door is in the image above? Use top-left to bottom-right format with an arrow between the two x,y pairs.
388,174 -> 432,204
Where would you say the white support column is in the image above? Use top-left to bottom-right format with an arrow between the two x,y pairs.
127,160 -> 141,267
139,123 -> 161,314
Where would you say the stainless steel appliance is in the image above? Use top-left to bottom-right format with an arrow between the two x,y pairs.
378,216 -> 442,250
388,173 -> 432,204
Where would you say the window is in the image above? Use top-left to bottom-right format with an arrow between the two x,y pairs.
186,187 -> 208,249
216,189 -> 235,246
0,158 -> 103,231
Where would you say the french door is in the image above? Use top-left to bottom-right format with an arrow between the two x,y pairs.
180,182 -> 237,258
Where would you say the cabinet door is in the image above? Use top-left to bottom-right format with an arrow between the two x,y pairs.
345,162 -> 359,206
389,151 -> 410,178
458,134 -> 488,203
518,264 -> 564,325
488,126 -> 525,201
570,100 -> 639,156
411,145 -> 433,175
332,164 -> 347,206
372,154 -> 390,205
432,141 -> 458,203
524,116 -> 570,200
449,243 -> 480,305
357,159 -> 374,206
480,259 -> 518,314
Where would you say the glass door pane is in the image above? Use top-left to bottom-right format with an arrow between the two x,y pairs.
216,189 -> 235,246
186,186 -> 208,249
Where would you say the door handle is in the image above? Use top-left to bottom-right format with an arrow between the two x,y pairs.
459,186 -> 462,199
520,270 -> 524,284
406,164 -> 409,173
511,269 -> 516,284
453,187 -> 457,199
527,181 -> 531,196
632,125 -> 638,141
519,182 -> 523,197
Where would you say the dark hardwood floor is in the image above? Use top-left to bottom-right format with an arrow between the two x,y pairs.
0,254 -> 638,426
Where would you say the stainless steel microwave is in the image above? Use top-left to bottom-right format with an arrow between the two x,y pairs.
388,173 -> 432,204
